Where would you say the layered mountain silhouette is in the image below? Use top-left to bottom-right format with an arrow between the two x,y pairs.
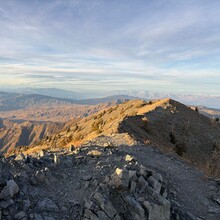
0,91 -> 134,111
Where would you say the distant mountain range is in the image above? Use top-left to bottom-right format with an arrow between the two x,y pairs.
1,87 -> 88,100
0,91 -> 134,111
110,90 -> 220,109
1,87 -> 219,108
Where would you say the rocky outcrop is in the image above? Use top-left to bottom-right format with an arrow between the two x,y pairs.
0,146 -> 219,219
83,160 -> 170,220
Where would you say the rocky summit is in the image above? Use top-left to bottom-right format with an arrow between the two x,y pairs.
0,143 -> 220,220
0,98 -> 220,219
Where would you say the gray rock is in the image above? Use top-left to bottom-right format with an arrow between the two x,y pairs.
111,168 -> 129,190
0,199 -> 14,209
84,209 -> 99,220
143,200 -> 170,220
93,192 -> 118,219
137,176 -> 148,191
153,173 -> 163,183
23,199 -> 31,211
97,210 -> 111,220
128,170 -> 137,180
30,171 -> 47,185
124,195 -> 146,219
36,198 -> 59,213
147,176 -> 162,194
33,214 -> 44,220
14,211 -> 26,220
83,175 -> 93,181
0,179 -> 19,200
130,180 -> 137,194
44,217 -> 56,220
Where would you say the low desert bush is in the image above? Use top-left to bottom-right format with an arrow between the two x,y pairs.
169,132 -> 176,144
174,143 -> 187,156
210,117 -> 220,127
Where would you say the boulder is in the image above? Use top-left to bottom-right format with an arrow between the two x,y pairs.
137,176 -> 148,191
111,168 -> 129,190
92,192 -> 118,219
30,171 -> 47,185
124,154 -> 136,162
143,200 -> 170,220
87,150 -> 102,157
147,176 -> 162,194
38,150 -> 45,157
124,195 -> 146,219
15,154 -> 26,162
0,179 -> 19,200
84,209 -> 99,220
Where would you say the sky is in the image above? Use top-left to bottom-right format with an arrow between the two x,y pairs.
0,0 -> 220,95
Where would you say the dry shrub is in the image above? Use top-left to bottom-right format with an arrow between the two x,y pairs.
210,117 -> 219,127
169,132 -> 176,144
197,158 -> 220,177
174,143 -> 187,156
91,119 -> 103,133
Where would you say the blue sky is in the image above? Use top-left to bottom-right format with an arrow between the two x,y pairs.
0,0 -> 220,95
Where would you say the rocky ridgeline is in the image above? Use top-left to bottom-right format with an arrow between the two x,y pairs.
83,157 -> 170,220
0,146 -> 219,219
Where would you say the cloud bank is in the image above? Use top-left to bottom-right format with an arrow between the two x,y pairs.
0,0 -> 220,95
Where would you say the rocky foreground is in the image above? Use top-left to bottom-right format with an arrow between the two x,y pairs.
0,144 -> 219,220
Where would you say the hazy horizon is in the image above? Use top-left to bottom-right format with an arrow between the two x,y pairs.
1,0 -> 220,95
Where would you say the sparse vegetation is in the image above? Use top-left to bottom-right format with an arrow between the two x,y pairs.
213,140 -> 220,152
174,143 -> 187,156
210,117 -> 219,127
169,132 -> 176,144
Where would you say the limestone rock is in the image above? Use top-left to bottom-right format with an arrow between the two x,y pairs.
111,168 -> 129,190
124,154 -> 136,162
15,154 -> 26,162
87,150 -> 102,157
38,150 -> 45,157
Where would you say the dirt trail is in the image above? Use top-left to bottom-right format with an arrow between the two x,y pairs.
123,145 -> 220,220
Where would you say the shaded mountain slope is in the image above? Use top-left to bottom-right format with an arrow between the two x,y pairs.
24,98 -> 220,176
0,119 -> 64,153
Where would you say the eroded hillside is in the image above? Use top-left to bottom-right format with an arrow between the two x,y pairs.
0,119 -> 64,153
23,98 -> 220,176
